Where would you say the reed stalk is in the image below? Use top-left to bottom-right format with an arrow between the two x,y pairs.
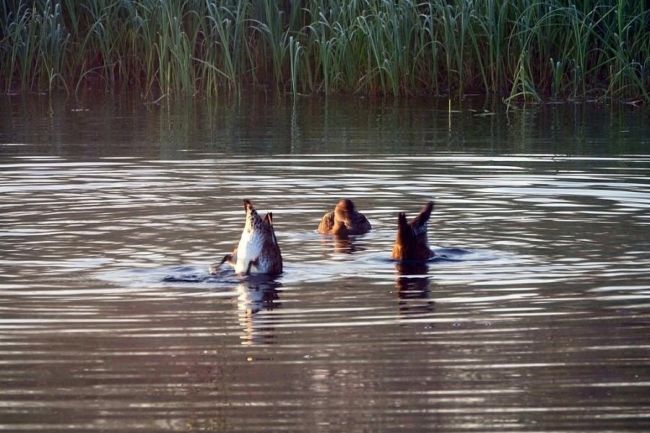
0,0 -> 647,103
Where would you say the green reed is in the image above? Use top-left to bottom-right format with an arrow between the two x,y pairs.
1,0 -> 648,102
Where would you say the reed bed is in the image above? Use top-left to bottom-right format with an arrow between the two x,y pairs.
1,0 -> 648,102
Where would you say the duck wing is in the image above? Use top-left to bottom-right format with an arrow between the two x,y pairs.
263,212 -> 279,246
317,211 -> 335,234
262,212 -> 283,274
349,211 -> 371,233
409,201 -> 434,240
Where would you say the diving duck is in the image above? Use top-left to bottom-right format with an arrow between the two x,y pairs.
210,199 -> 283,276
317,199 -> 371,236
391,201 -> 435,261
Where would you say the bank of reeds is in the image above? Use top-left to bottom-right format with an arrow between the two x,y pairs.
1,0 -> 648,102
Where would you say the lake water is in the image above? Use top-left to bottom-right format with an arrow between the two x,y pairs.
1,94 -> 650,432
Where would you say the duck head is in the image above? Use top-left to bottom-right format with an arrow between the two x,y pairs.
335,198 -> 355,216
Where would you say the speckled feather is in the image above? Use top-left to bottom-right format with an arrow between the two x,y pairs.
232,200 -> 282,275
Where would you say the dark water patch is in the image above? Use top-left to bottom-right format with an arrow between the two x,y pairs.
161,265 -> 228,284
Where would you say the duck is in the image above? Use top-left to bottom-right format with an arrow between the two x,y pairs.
210,199 -> 283,276
391,201 -> 435,261
317,199 -> 371,236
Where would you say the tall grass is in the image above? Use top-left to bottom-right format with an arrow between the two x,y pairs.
1,0 -> 648,102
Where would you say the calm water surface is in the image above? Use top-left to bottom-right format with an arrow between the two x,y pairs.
1,95 -> 650,432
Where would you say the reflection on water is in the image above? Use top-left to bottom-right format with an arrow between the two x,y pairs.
320,234 -> 368,255
0,94 -> 649,432
2,93 -> 649,157
236,277 -> 282,346
395,262 -> 435,316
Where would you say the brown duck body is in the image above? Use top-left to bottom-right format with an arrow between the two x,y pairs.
391,201 -> 435,261
317,199 -> 371,236
210,199 -> 282,276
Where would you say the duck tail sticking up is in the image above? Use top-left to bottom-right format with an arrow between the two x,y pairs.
391,201 -> 435,261
211,199 -> 283,276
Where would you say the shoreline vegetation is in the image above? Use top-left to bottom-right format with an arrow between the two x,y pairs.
1,0 -> 648,105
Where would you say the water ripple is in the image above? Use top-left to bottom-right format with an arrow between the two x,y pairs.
1,152 -> 650,432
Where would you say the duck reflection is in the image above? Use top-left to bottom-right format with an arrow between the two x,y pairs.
330,234 -> 367,254
236,275 -> 282,346
395,261 -> 435,315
